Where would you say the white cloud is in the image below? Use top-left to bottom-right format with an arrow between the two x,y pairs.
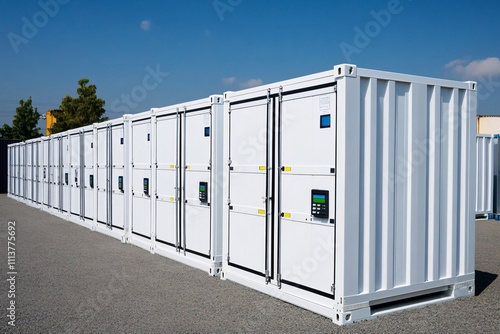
141,20 -> 151,31
446,57 -> 500,78
223,77 -> 236,84
240,79 -> 263,89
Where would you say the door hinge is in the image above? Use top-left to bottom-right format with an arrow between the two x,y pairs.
277,274 -> 282,289
331,284 -> 335,294
333,85 -> 337,93
265,270 -> 270,283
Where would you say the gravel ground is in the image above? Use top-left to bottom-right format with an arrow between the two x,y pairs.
0,194 -> 499,333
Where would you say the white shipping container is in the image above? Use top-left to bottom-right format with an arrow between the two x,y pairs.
128,96 -> 225,275
222,64 -> 477,325
95,117 -> 129,241
476,135 -> 494,217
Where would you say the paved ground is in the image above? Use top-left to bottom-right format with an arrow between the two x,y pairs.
0,194 -> 499,333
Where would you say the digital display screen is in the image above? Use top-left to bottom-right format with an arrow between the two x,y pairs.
204,127 -> 210,137
313,194 -> 326,204
143,179 -> 148,185
200,185 -> 206,191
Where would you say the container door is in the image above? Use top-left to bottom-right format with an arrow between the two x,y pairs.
62,136 -> 70,212
227,97 -> 271,277
42,140 -> 49,206
277,88 -> 336,299
36,142 -> 43,203
156,114 -> 179,247
51,138 -> 60,210
70,134 -> 81,216
183,108 -> 212,257
111,125 -> 125,229
26,143 -> 33,201
97,127 -> 108,224
19,145 -> 25,198
84,131 -> 94,219
132,120 -> 152,238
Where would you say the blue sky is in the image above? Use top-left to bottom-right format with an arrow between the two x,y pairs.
1,0 -> 500,132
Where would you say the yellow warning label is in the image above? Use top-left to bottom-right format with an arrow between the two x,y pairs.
284,167 -> 292,172
186,166 -> 191,169
170,164 -> 175,169
259,166 -> 266,171
258,209 -> 265,215
283,212 -> 291,218
170,197 -> 175,202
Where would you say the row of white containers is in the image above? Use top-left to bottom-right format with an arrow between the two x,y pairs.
7,64 -> 477,325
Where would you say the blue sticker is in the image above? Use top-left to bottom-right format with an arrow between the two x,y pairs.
204,127 -> 210,137
320,114 -> 331,128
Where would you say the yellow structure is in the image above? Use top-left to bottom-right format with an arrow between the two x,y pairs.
477,115 -> 500,134
45,110 -> 57,136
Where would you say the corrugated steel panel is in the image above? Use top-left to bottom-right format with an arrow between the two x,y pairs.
222,64 -> 476,325
1,139 -> 20,193
477,115 -> 500,134
476,135 -> 494,215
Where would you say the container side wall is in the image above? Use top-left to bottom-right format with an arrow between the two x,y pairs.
337,73 -> 475,305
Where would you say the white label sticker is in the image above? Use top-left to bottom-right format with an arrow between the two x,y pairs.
319,95 -> 330,111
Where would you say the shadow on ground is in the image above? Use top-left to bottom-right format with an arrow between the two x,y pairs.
475,270 -> 497,296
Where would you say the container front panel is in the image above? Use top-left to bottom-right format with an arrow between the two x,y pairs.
61,137 -> 69,212
156,115 -> 178,246
96,128 -> 107,224
112,126 -> 125,228
42,140 -> 49,206
132,121 -> 152,237
184,110 -> 212,257
228,101 -> 268,275
26,143 -> 33,201
51,138 -> 60,209
70,134 -> 81,216
84,132 -> 94,219
279,90 -> 336,298
18,145 -> 25,198
36,141 -> 43,203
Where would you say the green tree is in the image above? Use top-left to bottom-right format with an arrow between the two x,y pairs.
50,78 -> 108,134
0,97 -> 41,140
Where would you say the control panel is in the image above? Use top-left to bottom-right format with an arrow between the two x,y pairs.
118,176 -> 123,192
65,173 -> 68,185
199,182 -> 208,203
143,178 -> 149,196
89,175 -> 94,189
311,189 -> 329,218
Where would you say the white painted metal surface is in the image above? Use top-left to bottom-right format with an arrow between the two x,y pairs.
222,64 -> 476,325
6,64 -> 477,326
476,135 -> 494,216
